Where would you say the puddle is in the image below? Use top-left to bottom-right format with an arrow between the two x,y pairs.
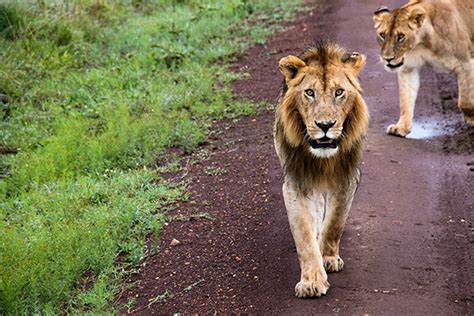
406,119 -> 455,139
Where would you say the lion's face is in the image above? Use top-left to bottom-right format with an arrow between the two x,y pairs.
289,66 -> 356,158
278,49 -> 366,159
373,6 -> 426,72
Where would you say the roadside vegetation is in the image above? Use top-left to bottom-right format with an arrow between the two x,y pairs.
0,0 -> 302,313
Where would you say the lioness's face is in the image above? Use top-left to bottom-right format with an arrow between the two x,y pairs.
373,6 -> 426,72
279,52 -> 365,159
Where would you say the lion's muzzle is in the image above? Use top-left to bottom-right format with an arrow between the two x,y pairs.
306,136 -> 340,149
384,57 -> 404,71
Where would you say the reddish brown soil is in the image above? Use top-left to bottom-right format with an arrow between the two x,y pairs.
119,0 -> 473,314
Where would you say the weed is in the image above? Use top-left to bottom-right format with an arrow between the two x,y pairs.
195,149 -> 211,162
204,166 -> 226,176
0,4 -> 23,40
182,279 -> 205,292
225,140 -> 237,147
169,212 -> 215,222
124,297 -> 136,313
157,155 -> 180,173
148,290 -> 173,305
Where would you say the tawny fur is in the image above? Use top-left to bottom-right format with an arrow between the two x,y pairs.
373,0 -> 474,136
274,42 -> 369,298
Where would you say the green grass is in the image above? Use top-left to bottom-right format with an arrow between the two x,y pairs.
0,0 -> 303,313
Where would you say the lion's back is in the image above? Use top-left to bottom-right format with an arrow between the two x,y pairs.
428,0 -> 473,48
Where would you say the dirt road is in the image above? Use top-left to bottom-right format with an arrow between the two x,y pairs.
120,0 -> 473,314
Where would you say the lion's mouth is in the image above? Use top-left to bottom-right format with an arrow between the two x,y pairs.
306,136 -> 340,149
386,58 -> 404,69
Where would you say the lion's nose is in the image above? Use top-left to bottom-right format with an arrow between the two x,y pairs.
316,121 -> 336,133
384,57 -> 394,63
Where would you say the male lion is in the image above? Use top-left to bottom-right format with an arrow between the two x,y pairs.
274,42 -> 369,298
373,0 -> 474,137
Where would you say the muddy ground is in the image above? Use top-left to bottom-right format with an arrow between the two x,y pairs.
119,0 -> 473,314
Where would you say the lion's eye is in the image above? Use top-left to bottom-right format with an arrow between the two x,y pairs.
305,89 -> 314,97
397,33 -> 405,43
335,88 -> 345,97
379,33 -> 386,40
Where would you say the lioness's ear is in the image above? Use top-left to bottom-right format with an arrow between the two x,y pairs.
409,7 -> 426,29
279,55 -> 306,83
342,51 -> 366,75
373,6 -> 390,28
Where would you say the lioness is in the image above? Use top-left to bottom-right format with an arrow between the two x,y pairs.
373,0 -> 474,137
274,42 -> 369,297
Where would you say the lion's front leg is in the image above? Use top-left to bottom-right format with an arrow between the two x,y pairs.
320,176 -> 358,273
387,68 -> 420,137
283,180 -> 329,298
455,59 -> 474,126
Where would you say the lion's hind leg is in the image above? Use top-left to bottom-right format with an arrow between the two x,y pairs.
283,180 -> 329,298
320,177 -> 358,273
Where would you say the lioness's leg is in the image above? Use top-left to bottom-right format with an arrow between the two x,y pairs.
283,180 -> 329,298
455,60 -> 474,126
320,175 -> 358,273
387,68 -> 420,137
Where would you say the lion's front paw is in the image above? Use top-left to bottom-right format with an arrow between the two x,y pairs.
386,124 -> 410,137
295,280 -> 330,298
323,255 -> 344,273
463,115 -> 474,127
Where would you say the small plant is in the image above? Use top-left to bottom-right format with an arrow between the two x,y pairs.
55,24 -> 73,46
123,297 -> 136,314
224,139 -> 236,147
182,279 -> 205,292
157,154 -> 180,173
204,165 -> 226,176
147,290 -> 173,306
0,4 -> 23,40
169,212 -> 215,222
190,148 -> 211,165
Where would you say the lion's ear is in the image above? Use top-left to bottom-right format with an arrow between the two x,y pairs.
342,52 -> 366,75
409,7 -> 426,29
279,55 -> 306,83
373,6 -> 390,28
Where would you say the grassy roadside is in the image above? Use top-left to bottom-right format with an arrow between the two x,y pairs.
0,0 -> 303,313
